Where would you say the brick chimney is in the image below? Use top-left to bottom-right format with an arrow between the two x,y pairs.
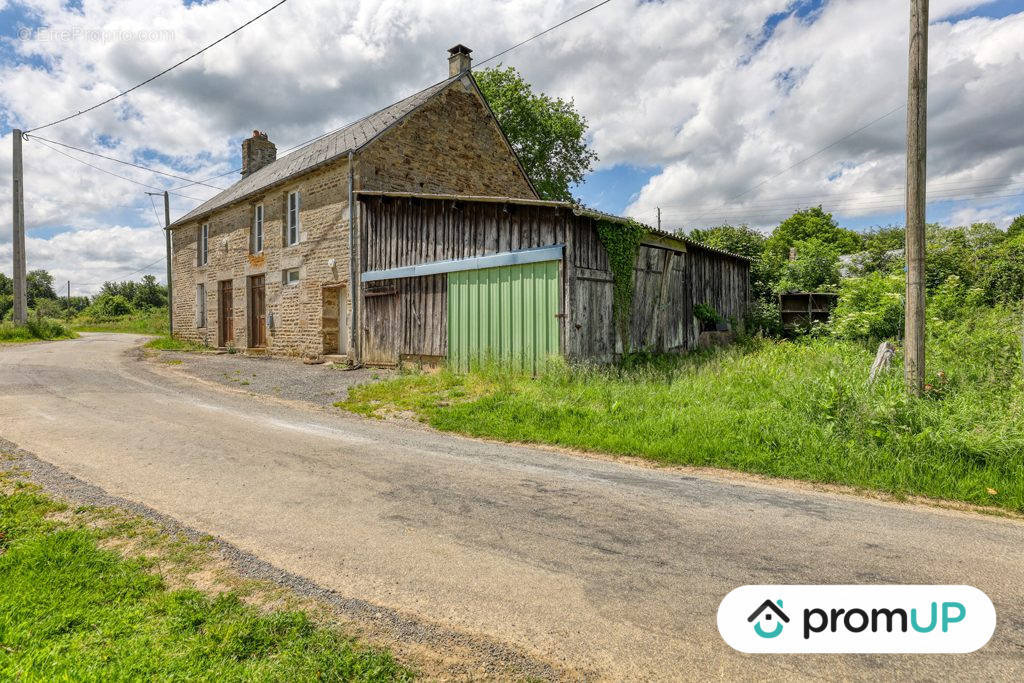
448,44 -> 472,77
241,130 -> 276,177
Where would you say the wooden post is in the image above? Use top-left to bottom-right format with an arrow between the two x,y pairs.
904,0 -> 928,396
66,280 -> 71,319
163,190 -> 173,337
656,207 -> 661,232
11,129 -> 27,323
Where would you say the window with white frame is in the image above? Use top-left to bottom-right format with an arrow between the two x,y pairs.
196,283 -> 206,327
286,191 -> 300,246
283,268 -> 300,286
198,223 -> 209,266
251,204 -> 264,253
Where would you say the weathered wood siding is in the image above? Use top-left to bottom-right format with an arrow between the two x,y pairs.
359,196 -> 576,364
358,195 -> 750,365
685,245 -> 749,348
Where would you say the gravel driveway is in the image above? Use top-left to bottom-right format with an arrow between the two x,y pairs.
148,349 -> 394,407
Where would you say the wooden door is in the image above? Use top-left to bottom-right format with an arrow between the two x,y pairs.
218,280 -> 234,347
248,274 -> 266,348
321,285 -> 348,355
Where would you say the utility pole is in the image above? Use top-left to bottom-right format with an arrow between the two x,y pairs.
163,190 -> 172,336
66,280 -> 71,319
148,190 -> 173,336
656,207 -> 661,232
904,0 -> 928,396
11,129 -> 27,323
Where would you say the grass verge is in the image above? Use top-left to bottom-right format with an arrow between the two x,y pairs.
0,472 -> 410,681
339,307 -> 1024,513
73,308 -> 169,335
0,318 -> 76,344
144,335 -> 208,352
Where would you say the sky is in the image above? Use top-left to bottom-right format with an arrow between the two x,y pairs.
1,0 -> 1022,294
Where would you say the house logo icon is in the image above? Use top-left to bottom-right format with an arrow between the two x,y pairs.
748,599 -> 790,638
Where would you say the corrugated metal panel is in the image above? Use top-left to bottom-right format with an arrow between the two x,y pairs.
448,261 -> 560,373
362,244 -> 564,282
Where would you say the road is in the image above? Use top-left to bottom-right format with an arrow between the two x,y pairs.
1,334 -> 1022,680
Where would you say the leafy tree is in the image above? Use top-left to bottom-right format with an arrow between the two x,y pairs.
765,206 -> 863,263
87,293 -> 132,318
131,275 -> 167,309
1008,215 -> 1024,239
100,280 -> 140,301
774,238 -> 841,293
976,233 -> 1024,305
26,270 -> 57,307
0,272 -> 11,297
476,66 -> 598,201
0,294 -> 11,321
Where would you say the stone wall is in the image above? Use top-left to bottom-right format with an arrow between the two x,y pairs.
356,78 -> 536,199
170,159 -> 351,357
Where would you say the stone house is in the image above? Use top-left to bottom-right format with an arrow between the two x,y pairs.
168,45 -> 537,358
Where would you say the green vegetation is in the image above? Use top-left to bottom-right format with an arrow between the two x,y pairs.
476,65 -> 598,201
0,316 -> 75,344
144,336 -> 207,352
341,304 -> 1024,512
74,307 -> 169,335
595,219 -> 649,347
0,478 -> 410,681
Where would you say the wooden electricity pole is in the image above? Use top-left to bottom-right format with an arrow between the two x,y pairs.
163,190 -> 172,336
904,0 -> 928,396
657,207 -> 662,231
11,129 -> 27,323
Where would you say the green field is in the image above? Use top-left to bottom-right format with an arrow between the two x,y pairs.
340,306 -> 1024,513
0,478 -> 410,681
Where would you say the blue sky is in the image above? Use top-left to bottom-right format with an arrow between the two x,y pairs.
1,0 -> 1023,291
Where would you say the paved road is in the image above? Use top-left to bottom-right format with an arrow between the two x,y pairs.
2,334 -> 1022,680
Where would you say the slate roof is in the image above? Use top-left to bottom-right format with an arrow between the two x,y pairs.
171,76 -> 459,227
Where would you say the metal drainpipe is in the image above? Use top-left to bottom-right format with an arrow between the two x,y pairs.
347,151 -> 359,365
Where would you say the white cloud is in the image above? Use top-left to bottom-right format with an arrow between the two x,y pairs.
1,0 -> 1021,287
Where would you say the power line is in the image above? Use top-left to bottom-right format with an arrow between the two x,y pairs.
25,134 -> 225,189
684,103 -> 907,226
24,0 -> 290,133
76,255 -> 168,287
29,138 -> 208,201
473,0 -> 617,70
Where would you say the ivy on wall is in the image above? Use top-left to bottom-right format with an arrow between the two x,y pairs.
596,219 -> 650,352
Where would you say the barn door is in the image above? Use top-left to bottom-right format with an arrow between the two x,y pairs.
362,284 -> 399,365
447,260 -> 560,373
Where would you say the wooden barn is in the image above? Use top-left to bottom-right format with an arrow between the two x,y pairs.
355,192 -> 750,369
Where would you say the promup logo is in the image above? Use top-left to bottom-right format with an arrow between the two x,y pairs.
718,585 -> 996,653
748,599 -> 789,638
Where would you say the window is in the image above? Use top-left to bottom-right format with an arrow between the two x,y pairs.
286,191 -> 300,246
198,223 -> 209,266
196,283 -> 206,327
283,268 -> 300,286
251,204 -> 264,253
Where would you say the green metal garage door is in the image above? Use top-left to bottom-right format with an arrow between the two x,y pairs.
448,260 -> 560,373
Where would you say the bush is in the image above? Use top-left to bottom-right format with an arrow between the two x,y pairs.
0,316 -> 74,342
83,294 -> 133,319
774,238 -> 841,293
830,273 -> 904,341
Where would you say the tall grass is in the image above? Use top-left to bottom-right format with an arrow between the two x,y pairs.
341,306 -> 1024,511
0,317 -> 75,343
72,307 -> 169,335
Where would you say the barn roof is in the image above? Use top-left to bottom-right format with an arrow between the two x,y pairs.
171,76 -> 461,227
354,191 -> 751,263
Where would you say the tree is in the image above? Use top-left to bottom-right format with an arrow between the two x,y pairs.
0,272 -> 11,297
1008,214 -> 1024,239
26,269 -> 57,307
476,66 -> 598,201
131,275 -> 167,309
774,238 -> 841,293
765,206 -> 863,262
